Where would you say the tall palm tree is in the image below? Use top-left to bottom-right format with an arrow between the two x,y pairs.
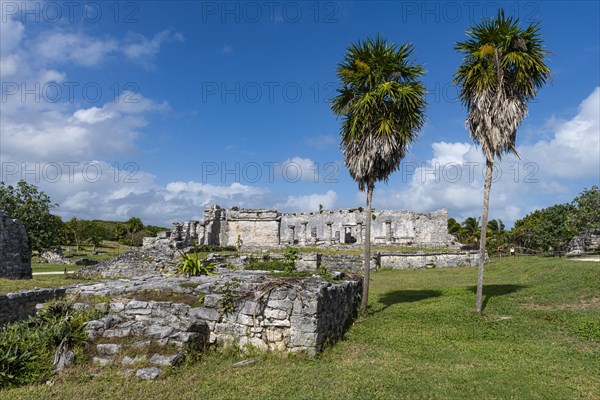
332,35 -> 426,314
454,10 -> 551,314
448,218 -> 462,240
461,216 -> 481,244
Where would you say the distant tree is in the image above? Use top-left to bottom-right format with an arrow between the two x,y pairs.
448,218 -> 462,240
66,217 -> 86,251
113,224 -> 128,242
460,217 -> 481,245
454,10 -> 551,313
568,186 -> 600,234
125,217 -> 144,246
486,219 -> 507,253
0,180 -> 64,253
510,204 -> 575,252
331,35 -> 426,314
82,221 -> 110,252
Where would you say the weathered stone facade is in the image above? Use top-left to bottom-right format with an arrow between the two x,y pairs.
566,229 -> 600,255
144,204 -> 456,250
0,210 -> 32,279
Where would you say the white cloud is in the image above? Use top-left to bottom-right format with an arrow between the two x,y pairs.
1,92 -> 168,162
521,87 -> 600,179
0,15 -> 24,55
279,190 -> 337,211
121,30 -> 184,68
279,157 -> 319,182
34,32 -> 119,67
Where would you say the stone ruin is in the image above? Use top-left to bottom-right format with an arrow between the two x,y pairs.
0,210 -> 32,279
144,204 -> 457,249
566,228 -> 600,256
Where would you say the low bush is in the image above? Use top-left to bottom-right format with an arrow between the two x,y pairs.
0,299 -> 104,389
246,259 -> 290,271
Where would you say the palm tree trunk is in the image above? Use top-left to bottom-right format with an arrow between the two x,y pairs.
476,159 -> 494,314
360,183 -> 374,314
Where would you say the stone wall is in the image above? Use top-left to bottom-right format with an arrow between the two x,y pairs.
0,287 -> 66,324
567,229 -> 600,255
0,210 -> 32,279
225,208 -> 281,247
280,208 -> 453,246
69,272 -> 362,356
3,271 -> 362,357
145,204 -> 456,250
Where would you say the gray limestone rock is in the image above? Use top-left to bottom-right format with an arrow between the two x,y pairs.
0,210 -> 31,279
136,367 -> 161,380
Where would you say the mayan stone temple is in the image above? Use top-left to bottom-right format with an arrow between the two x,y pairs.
144,204 -> 457,249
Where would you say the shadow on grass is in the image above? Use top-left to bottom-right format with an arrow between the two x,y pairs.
467,284 -> 528,312
372,289 -> 442,314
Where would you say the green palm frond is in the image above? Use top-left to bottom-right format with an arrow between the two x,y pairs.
331,34 -> 427,191
453,9 -> 551,160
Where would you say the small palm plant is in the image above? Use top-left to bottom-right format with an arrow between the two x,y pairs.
176,246 -> 217,277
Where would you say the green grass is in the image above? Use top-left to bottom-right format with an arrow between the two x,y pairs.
31,263 -> 81,273
3,257 -> 599,399
0,275 -> 96,295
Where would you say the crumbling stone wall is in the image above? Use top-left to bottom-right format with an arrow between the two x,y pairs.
0,287 -> 66,324
146,204 -> 456,250
567,229 -> 600,255
72,272 -> 361,356
0,210 -> 32,279
225,208 -> 280,247
280,208 -> 454,246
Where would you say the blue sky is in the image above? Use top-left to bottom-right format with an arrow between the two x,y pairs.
1,0 -> 599,227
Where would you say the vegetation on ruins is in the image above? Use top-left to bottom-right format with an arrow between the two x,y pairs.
332,35 -> 426,314
0,299 -> 103,389
453,10 -> 551,314
176,246 -> 217,276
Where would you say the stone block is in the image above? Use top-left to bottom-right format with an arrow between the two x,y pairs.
96,343 -> 122,356
93,356 -> 113,366
267,299 -> 293,311
149,353 -> 182,367
122,355 -> 147,366
136,367 -> 161,380
145,324 -> 174,339
188,307 -> 221,321
264,308 -> 289,320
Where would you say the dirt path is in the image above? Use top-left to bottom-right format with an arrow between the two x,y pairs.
32,271 -> 76,276
571,257 -> 600,262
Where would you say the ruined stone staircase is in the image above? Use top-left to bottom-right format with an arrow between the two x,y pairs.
80,300 -> 208,380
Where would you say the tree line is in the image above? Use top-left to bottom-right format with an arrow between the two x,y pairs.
448,185 -> 599,254
0,180 -> 168,253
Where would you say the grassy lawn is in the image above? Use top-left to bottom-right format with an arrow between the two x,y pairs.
3,256 -> 599,399
0,274 -> 95,295
31,263 -> 81,273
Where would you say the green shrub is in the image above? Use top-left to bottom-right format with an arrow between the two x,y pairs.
195,244 -> 238,252
176,247 -> 217,276
246,259 -> 290,271
0,299 -> 103,389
